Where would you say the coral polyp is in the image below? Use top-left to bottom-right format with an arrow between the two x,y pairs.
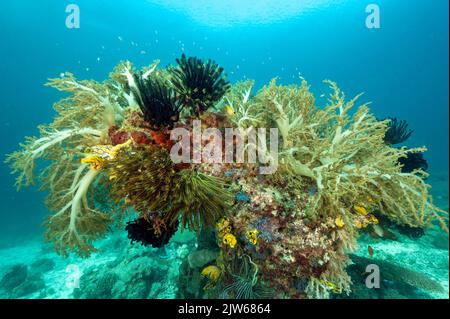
5,56 -> 448,298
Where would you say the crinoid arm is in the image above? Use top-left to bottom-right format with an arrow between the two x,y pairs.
167,170 -> 233,231
383,117 -> 413,145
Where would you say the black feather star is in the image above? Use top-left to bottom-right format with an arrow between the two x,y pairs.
170,54 -> 230,116
399,152 -> 428,173
126,216 -> 179,248
383,117 -> 413,145
132,75 -> 183,128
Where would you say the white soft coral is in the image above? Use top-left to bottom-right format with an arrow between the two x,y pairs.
5,127 -> 102,190
45,165 -> 110,257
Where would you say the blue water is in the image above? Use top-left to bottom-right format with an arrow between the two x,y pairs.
0,0 -> 448,272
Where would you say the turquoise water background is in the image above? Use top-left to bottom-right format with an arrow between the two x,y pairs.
0,0 -> 448,249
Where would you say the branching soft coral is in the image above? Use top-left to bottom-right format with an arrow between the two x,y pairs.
252,79 -> 316,149
246,79 -> 447,232
5,67 -> 137,257
46,73 -> 123,130
5,127 -> 103,190
42,140 -> 131,257
44,165 -> 111,257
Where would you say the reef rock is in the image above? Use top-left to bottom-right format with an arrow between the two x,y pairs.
187,249 -> 219,269
0,264 -> 45,298
72,232 -> 192,299
0,264 -> 28,291
30,258 -> 55,274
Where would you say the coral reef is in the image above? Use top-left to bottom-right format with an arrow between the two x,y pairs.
6,54 -> 448,299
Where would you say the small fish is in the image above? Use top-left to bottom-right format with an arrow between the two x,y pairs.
335,215 -> 345,228
369,215 -> 379,225
225,105 -> 235,116
354,220 -> 363,229
368,245 -> 374,257
354,205 -> 368,216
322,280 -> 340,293
224,170 -> 234,177
382,229 -> 398,241
373,224 -> 384,237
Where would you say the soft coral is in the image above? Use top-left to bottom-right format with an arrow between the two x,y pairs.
44,166 -> 111,257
